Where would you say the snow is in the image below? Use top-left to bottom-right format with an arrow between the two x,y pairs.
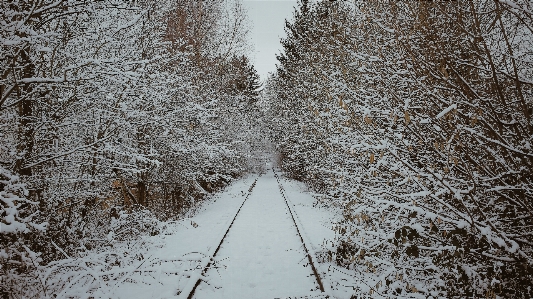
194,172 -> 320,298
499,0 -> 533,15
18,77 -> 64,83
56,172 -> 345,299
103,176 -> 257,299
277,175 -> 368,299
435,104 -> 456,119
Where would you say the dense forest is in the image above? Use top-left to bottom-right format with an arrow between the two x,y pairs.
267,0 -> 533,298
1,0 -> 267,296
2,0 -> 533,298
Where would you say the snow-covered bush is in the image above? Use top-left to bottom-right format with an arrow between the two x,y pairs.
109,209 -> 161,242
0,166 -> 46,296
268,0 -> 533,297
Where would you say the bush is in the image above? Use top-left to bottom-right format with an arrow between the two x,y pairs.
0,166 -> 46,297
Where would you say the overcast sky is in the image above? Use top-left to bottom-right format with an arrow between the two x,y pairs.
242,0 -> 297,81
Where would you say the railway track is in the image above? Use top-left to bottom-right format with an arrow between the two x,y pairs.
179,177 -> 259,299
180,171 -> 327,298
273,170 -> 326,294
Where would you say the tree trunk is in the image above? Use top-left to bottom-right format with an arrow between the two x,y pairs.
137,180 -> 146,206
15,46 -> 34,177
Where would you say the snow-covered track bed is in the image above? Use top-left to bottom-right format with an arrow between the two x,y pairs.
182,177 -> 259,299
273,170 -> 326,294
191,172 -> 325,299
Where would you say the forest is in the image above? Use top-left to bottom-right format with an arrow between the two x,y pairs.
1,0 -> 532,298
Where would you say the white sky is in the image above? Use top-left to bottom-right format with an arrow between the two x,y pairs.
242,0 -> 297,81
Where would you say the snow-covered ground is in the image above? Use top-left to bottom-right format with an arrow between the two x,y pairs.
277,175 -> 363,299
45,176 -> 256,299
194,171 -> 320,299
46,171 -> 361,299
104,176 -> 258,299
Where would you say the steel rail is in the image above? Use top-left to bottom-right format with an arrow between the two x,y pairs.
273,170 -> 326,293
183,177 -> 259,299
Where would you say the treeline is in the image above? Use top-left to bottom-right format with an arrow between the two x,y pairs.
1,0 -> 265,293
268,0 -> 532,297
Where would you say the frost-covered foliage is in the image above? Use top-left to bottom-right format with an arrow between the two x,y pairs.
1,0 -> 266,296
0,166 -> 46,296
268,0 -> 533,297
